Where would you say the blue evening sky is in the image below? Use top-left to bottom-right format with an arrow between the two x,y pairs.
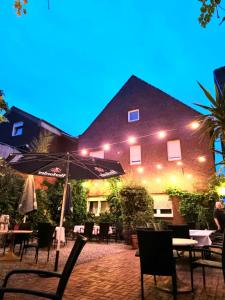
0,1 -> 224,136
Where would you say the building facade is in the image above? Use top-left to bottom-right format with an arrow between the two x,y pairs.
0,106 -> 78,153
78,75 -> 215,218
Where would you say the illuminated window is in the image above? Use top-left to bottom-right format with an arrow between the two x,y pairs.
128,109 -> 139,122
130,145 -> 141,165
167,139 -> 182,161
12,121 -> 24,136
152,194 -> 173,218
89,150 -> 104,159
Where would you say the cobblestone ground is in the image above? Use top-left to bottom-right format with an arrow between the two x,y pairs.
0,241 -> 225,300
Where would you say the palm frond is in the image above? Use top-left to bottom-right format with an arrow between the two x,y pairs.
197,81 -> 217,106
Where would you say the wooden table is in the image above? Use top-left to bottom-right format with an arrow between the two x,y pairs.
0,230 -> 33,261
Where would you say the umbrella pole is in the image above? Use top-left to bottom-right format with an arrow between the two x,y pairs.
54,153 -> 70,271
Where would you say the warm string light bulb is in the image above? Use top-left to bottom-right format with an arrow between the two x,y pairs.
81,149 -> 88,156
158,131 -> 166,139
198,156 -> 206,163
137,167 -> 144,173
128,136 -> 136,144
177,161 -> 183,166
103,144 -> 110,151
156,164 -> 163,170
190,121 -> 200,130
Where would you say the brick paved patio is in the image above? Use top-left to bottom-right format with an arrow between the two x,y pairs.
1,241 -> 225,299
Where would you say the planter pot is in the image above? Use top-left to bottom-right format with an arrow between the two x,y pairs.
131,234 -> 138,249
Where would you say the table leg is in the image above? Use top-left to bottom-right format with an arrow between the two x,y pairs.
0,233 -> 20,261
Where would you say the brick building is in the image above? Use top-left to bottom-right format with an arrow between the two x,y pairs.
0,106 -> 78,153
78,75 -> 215,218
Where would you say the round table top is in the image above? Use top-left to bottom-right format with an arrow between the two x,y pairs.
173,238 -> 198,246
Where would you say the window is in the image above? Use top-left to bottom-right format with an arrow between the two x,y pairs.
167,139 -> 182,161
128,109 -> 139,122
12,121 -> 24,136
130,145 -> 141,165
152,194 -> 173,218
89,150 -> 104,159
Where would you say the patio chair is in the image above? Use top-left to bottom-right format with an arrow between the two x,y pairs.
137,229 -> 177,300
0,234 -> 87,300
98,223 -> 110,243
13,223 -> 31,255
20,223 -> 55,263
167,224 -> 191,256
191,232 -> 225,288
83,222 -> 94,240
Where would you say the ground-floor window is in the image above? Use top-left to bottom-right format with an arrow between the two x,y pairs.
87,197 -> 109,216
151,194 -> 173,218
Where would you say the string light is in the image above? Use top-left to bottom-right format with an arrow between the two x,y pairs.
81,149 -> 88,156
76,119 -> 199,155
186,174 -> 192,179
158,131 -> 167,139
198,156 -> 206,163
142,179 -> 147,185
190,121 -> 200,130
156,164 -> 163,170
103,144 -> 110,151
128,136 -> 136,144
177,161 -> 183,166
156,178 -> 161,183
137,167 -> 144,173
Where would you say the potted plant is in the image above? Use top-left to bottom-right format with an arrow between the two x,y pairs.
120,185 -> 154,249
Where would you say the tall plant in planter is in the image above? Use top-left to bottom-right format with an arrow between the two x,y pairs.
120,185 -> 154,246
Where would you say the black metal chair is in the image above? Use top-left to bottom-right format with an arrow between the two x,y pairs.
0,234 -> 87,299
137,229 -> 177,300
167,224 -> 190,239
20,223 -> 55,263
13,223 -> 31,254
191,232 -> 225,289
82,222 -> 94,240
98,223 -> 110,243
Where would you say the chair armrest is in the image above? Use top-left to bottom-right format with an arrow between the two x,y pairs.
3,269 -> 62,287
0,287 -> 58,299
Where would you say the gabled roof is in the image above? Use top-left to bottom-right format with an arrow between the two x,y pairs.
81,75 -> 201,136
9,106 -> 77,142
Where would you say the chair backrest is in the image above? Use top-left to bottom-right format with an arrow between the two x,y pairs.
37,223 -> 55,248
99,223 -> 110,238
19,223 -> 31,230
83,222 -> 94,239
56,234 -> 87,299
167,224 -> 190,239
137,229 -> 175,276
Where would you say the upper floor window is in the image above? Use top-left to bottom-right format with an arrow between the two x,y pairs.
167,139 -> 182,161
130,145 -> 141,165
128,109 -> 139,122
12,121 -> 24,136
89,150 -> 104,159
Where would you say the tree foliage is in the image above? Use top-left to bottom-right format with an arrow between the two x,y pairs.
0,90 -> 8,123
0,160 -> 25,225
167,188 -> 217,229
195,82 -> 225,162
120,186 -> 154,231
198,0 -> 225,27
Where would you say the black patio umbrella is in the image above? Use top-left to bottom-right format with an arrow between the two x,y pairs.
6,151 -> 124,270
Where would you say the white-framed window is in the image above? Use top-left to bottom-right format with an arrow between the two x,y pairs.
152,194 -> 173,218
89,150 -> 104,159
128,109 -> 139,122
167,139 -> 182,161
12,121 -> 24,136
130,145 -> 141,165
